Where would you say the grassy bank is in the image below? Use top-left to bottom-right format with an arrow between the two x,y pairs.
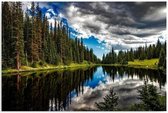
2,59 -> 160,74
128,58 -> 159,69
2,61 -> 97,74
102,59 -> 159,70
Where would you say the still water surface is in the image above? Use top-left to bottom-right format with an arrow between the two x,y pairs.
2,66 -> 166,111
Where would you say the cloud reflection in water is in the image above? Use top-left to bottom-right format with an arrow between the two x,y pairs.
67,67 -> 165,111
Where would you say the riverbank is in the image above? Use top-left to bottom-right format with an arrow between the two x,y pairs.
2,59 -> 161,74
101,59 -> 159,70
128,58 -> 159,69
2,62 -> 97,74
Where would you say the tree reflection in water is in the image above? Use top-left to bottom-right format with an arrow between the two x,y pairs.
2,66 -> 165,111
102,66 -> 166,89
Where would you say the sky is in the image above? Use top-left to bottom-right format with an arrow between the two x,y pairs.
22,2 -> 166,59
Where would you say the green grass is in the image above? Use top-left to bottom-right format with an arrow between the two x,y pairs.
2,59 -> 160,74
128,58 -> 159,69
101,59 -> 159,70
2,61 -> 97,74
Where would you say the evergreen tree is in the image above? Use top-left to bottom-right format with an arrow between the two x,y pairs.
24,11 -> 32,65
2,2 -> 12,68
156,39 -> 162,58
36,3 -> 43,60
129,48 -> 134,61
11,2 -> 25,69
75,37 -> 80,63
158,48 -> 166,69
57,22 -> 63,63
80,38 -> 84,63
90,48 -> 94,62
95,88 -> 119,111
138,82 -> 165,111
102,54 -> 105,64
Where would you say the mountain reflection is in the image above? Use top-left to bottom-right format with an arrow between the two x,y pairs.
2,66 -> 166,111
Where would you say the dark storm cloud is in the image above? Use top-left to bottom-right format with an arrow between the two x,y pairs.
83,22 -> 101,34
66,2 -> 166,35
74,2 -> 136,26
123,40 -> 150,44
112,44 -> 130,50
133,33 -> 155,38
139,19 -> 166,29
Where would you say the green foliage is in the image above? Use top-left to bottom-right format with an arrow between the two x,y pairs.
136,82 -> 166,111
31,62 -> 40,68
102,48 -> 117,64
159,95 -> 166,109
95,88 -> 119,111
158,48 -> 166,70
31,61 -> 48,68
2,2 -> 25,69
129,103 -> 145,111
38,61 -> 47,67
63,59 -> 72,65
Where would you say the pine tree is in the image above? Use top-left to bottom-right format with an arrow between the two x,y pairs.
138,82 -> 165,111
41,14 -> 46,61
16,2 -> 26,67
129,48 -> 134,61
8,2 -> 26,69
102,54 -> 105,64
75,37 -> 80,63
57,22 -> 63,63
158,48 -> 166,69
44,20 -> 50,63
95,88 -> 118,111
24,11 -> 32,65
156,39 -> 162,58
2,2 -> 12,68
80,38 -> 84,63
36,3 -> 43,60
30,2 -> 39,62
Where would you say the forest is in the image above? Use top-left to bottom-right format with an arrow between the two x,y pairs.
2,2 -> 100,70
102,40 -> 166,70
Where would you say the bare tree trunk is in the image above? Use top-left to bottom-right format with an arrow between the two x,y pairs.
16,51 -> 20,70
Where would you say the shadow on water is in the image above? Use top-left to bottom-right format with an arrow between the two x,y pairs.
2,66 -> 166,111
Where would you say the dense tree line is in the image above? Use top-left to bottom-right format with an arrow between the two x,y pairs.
102,40 -> 166,69
2,2 -> 99,69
